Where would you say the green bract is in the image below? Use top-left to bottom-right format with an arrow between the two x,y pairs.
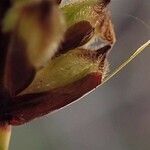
21,48 -> 105,94
61,0 -> 97,27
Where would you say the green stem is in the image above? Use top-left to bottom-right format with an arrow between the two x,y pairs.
0,124 -> 11,150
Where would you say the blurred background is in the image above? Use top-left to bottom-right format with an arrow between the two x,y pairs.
10,0 -> 150,150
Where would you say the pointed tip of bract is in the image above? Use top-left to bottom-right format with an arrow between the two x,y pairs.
96,44 -> 111,57
101,0 -> 111,7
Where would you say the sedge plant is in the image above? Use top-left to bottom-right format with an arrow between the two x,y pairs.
0,0 -> 149,149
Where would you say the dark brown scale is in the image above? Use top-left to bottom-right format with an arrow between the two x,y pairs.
6,73 -> 101,125
0,0 -> 12,124
0,89 -> 12,124
57,21 -> 94,55
0,0 -> 11,89
4,33 -> 36,96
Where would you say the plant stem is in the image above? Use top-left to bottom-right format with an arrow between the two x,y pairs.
0,124 -> 11,150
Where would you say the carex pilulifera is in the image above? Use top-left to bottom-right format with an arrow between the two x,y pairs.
0,0 -> 115,126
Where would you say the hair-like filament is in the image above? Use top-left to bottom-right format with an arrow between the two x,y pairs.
102,40 -> 150,85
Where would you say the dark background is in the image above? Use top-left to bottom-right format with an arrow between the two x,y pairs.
10,0 -> 150,150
